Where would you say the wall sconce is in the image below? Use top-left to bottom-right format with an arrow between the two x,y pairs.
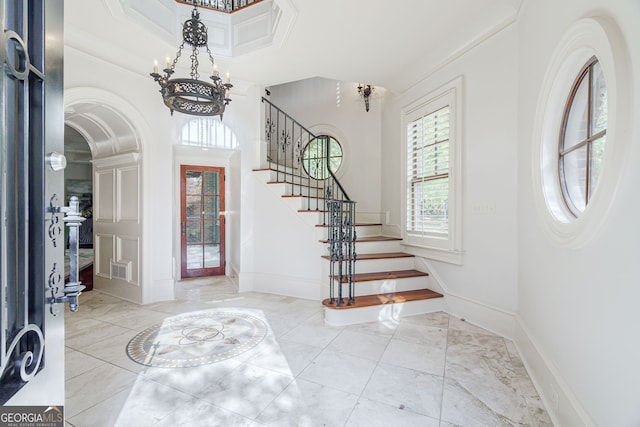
357,84 -> 374,112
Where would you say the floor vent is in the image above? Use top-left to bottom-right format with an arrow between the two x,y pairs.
110,260 -> 131,282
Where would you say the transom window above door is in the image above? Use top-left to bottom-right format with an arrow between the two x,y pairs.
180,117 -> 238,149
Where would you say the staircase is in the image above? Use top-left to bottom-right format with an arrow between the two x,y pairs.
316,221 -> 443,325
258,97 -> 444,325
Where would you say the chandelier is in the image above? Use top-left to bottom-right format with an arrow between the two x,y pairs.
150,5 -> 232,117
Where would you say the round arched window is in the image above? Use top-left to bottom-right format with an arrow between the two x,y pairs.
559,57 -> 607,217
302,135 -> 343,180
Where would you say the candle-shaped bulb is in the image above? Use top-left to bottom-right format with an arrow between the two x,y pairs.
153,60 -> 158,74
165,57 -> 171,69
226,71 -> 230,84
213,63 -> 219,77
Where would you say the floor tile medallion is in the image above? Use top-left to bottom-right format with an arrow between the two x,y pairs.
126,309 -> 268,368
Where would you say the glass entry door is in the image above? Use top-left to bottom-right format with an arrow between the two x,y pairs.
181,166 -> 226,278
1,0 -> 66,405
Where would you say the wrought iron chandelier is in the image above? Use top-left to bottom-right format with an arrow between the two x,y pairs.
150,4 -> 232,117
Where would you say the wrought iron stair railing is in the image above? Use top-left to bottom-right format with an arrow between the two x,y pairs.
262,97 -> 351,213
177,0 -> 262,13
261,97 -> 356,306
326,199 -> 356,306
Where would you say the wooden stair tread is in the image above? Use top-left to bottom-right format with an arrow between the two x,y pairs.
268,180 -> 326,187
321,252 -> 415,261
282,194 -> 327,200
356,236 -> 402,242
322,288 -> 443,309
333,269 -> 428,283
315,223 -> 382,228
252,167 -> 295,173
319,235 -> 402,244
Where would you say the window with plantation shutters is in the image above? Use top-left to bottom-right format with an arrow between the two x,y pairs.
407,106 -> 450,236
401,77 -> 463,264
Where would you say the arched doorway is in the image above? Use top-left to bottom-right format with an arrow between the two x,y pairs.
65,91 -> 144,303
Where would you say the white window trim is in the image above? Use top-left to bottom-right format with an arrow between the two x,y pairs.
401,77 -> 463,265
531,17 -> 633,248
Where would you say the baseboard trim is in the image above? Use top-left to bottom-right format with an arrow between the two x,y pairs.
444,292 -> 516,339
239,272 -> 319,300
228,262 -> 240,291
514,317 -> 597,427
416,258 -> 515,339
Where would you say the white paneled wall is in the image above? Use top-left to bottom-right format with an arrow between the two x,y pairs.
93,154 -> 142,303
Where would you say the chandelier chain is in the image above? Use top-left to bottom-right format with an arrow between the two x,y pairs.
191,47 -> 200,80
171,42 -> 185,72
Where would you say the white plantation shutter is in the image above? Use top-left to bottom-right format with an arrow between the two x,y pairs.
406,106 -> 450,236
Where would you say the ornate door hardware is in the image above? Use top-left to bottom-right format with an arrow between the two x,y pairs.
47,195 -> 86,313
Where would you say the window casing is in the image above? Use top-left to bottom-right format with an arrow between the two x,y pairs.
532,17 -> 631,247
559,57 -> 607,217
402,78 -> 463,264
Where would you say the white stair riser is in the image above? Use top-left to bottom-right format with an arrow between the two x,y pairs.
354,225 -> 383,238
293,196 -> 325,210
280,196 -> 307,212
324,297 -> 445,326
315,224 -> 383,240
352,257 -> 415,273
321,256 -> 414,275
302,211 -> 326,222
356,240 -> 403,252
354,276 -> 428,295
322,276 -> 429,299
324,240 -> 403,253
284,184 -> 325,198
320,240 -> 404,254
267,169 -> 299,182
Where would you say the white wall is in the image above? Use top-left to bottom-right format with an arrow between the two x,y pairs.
517,0 -> 640,425
381,25 -> 520,335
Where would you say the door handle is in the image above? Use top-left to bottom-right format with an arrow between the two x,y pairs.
182,222 -> 186,235
47,195 -> 86,313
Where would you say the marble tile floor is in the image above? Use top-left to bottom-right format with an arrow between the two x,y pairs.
64,277 -> 553,427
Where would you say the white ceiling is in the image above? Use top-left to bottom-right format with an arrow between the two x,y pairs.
65,0 -> 522,94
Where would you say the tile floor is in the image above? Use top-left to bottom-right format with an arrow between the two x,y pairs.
64,277 -> 553,427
